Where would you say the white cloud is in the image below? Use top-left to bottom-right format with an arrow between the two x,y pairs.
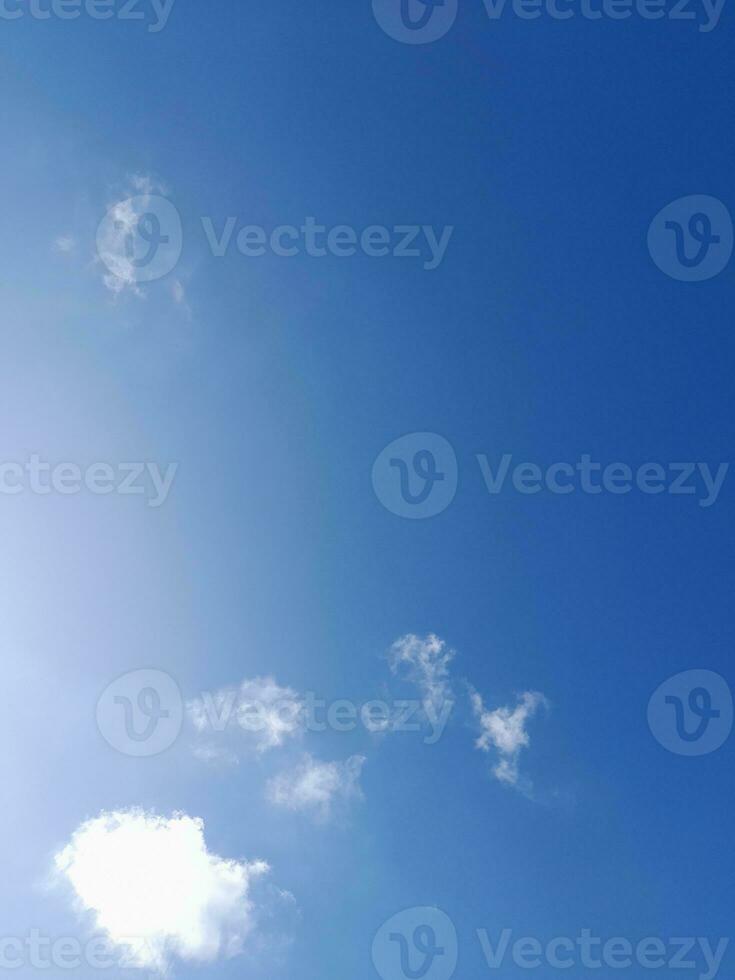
388,633 -> 455,711
97,192 -> 150,297
266,754 -> 365,821
470,689 -> 548,791
95,173 -> 179,298
54,809 -> 271,974
187,676 -> 305,757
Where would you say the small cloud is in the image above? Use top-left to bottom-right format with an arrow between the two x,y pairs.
266,754 -> 366,822
54,235 -> 75,254
170,277 -> 192,318
470,689 -> 549,793
388,633 -> 455,712
97,191 -> 148,297
171,278 -> 186,304
187,676 -> 305,757
95,173 -> 181,300
192,743 -> 239,767
53,809 -> 272,974
130,173 -> 157,195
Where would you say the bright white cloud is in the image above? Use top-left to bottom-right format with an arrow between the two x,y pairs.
470,689 -> 548,791
266,754 -> 365,821
54,809 -> 270,973
187,676 -> 305,756
388,633 -> 455,711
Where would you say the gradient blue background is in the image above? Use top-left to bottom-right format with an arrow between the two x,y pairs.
0,2 -> 733,978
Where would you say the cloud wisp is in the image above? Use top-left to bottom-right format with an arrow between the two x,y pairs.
470,689 -> 549,793
266,754 -> 366,822
384,633 -> 456,738
187,676 -> 305,760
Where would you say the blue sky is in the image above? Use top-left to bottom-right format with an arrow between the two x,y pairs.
0,2 -> 734,979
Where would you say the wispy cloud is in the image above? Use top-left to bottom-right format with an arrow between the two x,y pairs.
470,689 -> 549,793
187,676 -> 305,757
97,191 -> 151,297
266,754 -> 366,822
388,633 -> 455,712
53,809 -> 271,974
95,173 -> 180,299
171,278 -> 187,305
54,235 -> 75,254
